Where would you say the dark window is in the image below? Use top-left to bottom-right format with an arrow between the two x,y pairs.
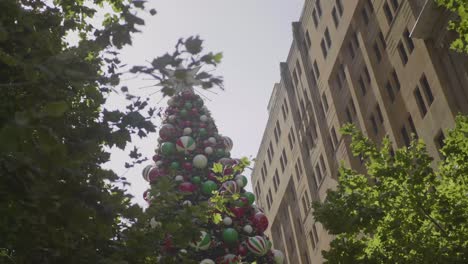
378,31 -> 387,49
403,29 -> 415,53
364,66 -> 371,83
282,105 -> 287,120
322,93 -> 329,112
310,69 -> 317,86
353,31 -> 360,48
316,0 -> 322,17
331,127 -> 339,149
401,126 -> 410,147
309,231 -> 316,249
348,42 -> 356,59
376,104 -> 384,123
288,133 -> 293,150
373,42 -> 382,62
313,61 -> 320,78
332,7 -> 339,27
383,2 -> 394,25
408,115 -> 418,138
284,99 -> 289,113
270,141 -> 274,155
315,164 -> 323,185
391,69 -> 401,90
291,127 -> 296,143
420,74 -> 434,104
414,87 -> 428,117
390,0 -> 399,11
305,31 -> 312,48
358,76 -> 366,95
350,98 -> 357,114
282,149 -> 288,164
434,130 -> 445,150
337,0 -> 344,15
312,9 -> 319,27
398,41 -> 408,65
292,69 -> 299,86
361,7 -> 369,25
322,39 -> 328,57
367,0 -> 374,12
296,60 -> 302,76
370,114 -> 378,134
312,224 -> 319,244
277,120 -> 281,136
346,107 -> 353,123
325,28 -> 332,48
386,81 -> 395,102
320,155 -> 327,175
336,72 -> 343,89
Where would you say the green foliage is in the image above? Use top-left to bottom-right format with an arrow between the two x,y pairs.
313,118 -> 468,263
436,0 -> 468,53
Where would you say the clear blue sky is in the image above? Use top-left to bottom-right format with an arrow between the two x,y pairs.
104,0 -> 304,205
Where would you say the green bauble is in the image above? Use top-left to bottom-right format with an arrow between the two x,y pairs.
170,161 -> 180,170
195,98 -> 204,107
161,142 -> 176,156
222,228 -> 238,244
180,109 -> 188,117
191,176 -> 202,185
184,102 -> 193,109
216,148 -> 226,158
243,192 -> 255,205
201,180 -> 218,196
198,128 -> 208,138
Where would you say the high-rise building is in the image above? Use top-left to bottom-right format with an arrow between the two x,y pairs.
251,0 -> 468,263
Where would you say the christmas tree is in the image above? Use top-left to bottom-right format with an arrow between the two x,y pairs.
138,38 -> 284,264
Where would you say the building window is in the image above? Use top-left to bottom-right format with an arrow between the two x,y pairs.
386,81 -> 395,102
296,60 -> 302,76
391,69 -> 401,90
414,86 -> 428,117
273,170 -> 279,191
358,76 -> 366,95
320,155 -> 327,175
370,114 -> 378,135
373,42 -> 382,62
398,41 -> 408,65
346,107 -> 353,123
420,74 -> 434,104
312,9 -> 319,27
390,0 -> 399,12
376,104 -> 384,123
378,31 -> 387,49
315,164 -> 323,187
267,148 -> 272,164
312,224 -> 319,246
408,115 -> 418,138
316,0 -> 322,17
321,39 -> 328,58
361,7 -> 369,25
282,149 -> 288,164
403,28 -> 415,53
332,7 -> 339,27
284,99 -> 289,113
401,125 -> 410,147
364,66 -> 371,84
367,0 -> 374,12
348,41 -> 356,59
325,28 -> 332,48
302,196 -> 308,214
313,61 -> 320,78
383,2 -> 394,25
350,98 -> 357,114
288,133 -> 293,150
322,93 -> 329,112
331,127 -> 339,150
353,31 -> 360,48
292,69 -> 299,87
434,130 -> 445,150
309,231 -> 316,249
337,0 -> 344,15
269,141 -> 274,156
305,30 -> 312,48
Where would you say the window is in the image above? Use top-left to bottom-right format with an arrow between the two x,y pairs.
376,104 -> 384,123
284,99 -> 289,113
276,121 -> 282,136
390,0 -> 399,11
292,69 -> 299,87
295,162 -> 301,181
373,42 -> 382,62
305,30 -> 312,48
332,7 -> 339,27
321,39 -> 328,58
309,231 -> 316,249
363,66 -> 371,83
383,2 -> 394,25
288,133 -> 293,150
398,41 -> 408,65
361,7 -> 369,25
403,29 -> 415,53
350,98 -> 357,114
353,31 -> 360,48
322,93 -> 329,112
313,61 -> 320,78
267,148 -> 272,164
320,155 -> 327,175
337,0 -> 344,15
434,130 -> 445,150
312,9 -> 319,28
401,125 -> 410,147
378,31 -> 387,49
282,149 -> 288,165
408,115 -> 418,138
316,0 -> 322,17
269,141 -> 274,156
325,28 -> 332,48
420,74 -> 434,104
273,170 -> 279,191
367,0 -> 374,12
391,69 -> 401,90
291,127 -> 296,143
348,41 -> 356,59
370,114 -> 378,134
414,87 -> 428,117
312,224 -> 319,245
386,81 -> 395,102
358,76 -> 366,95
331,127 -> 339,149
274,127 -> 279,143
315,164 -> 323,187
302,196 -> 308,214
345,107 -> 353,123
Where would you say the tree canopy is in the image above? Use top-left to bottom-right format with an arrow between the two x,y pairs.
313,116 -> 468,264
436,0 -> 468,53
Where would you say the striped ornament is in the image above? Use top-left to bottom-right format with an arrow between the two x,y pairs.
218,254 -> 241,264
221,180 -> 239,194
222,136 -> 233,151
246,236 -> 270,256
189,231 -> 211,251
142,165 -> 154,182
176,136 -> 196,153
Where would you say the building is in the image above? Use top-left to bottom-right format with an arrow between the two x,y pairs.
251,0 -> 468,263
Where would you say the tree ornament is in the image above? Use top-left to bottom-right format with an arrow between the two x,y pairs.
182,200 -> 192,206
219,254 -> 241,264
176,136 -> 196,153
167,97 -> 176,106
191,176 -> 202,184
204,146 -> 214,155
150,217 -> 162,229
159,124 -> 176,141
215,148 -> 226,158
222,136 -> 234,151
242,192 -> 255,205
223,216 -> 233,226
155,160 -> 163,168
189,231 -> 211,251
175,175 -> 184,182
253,212 -> 269,232
184,102 -> 193,109
183,127 -> 192,135
208,137 -> 217,144
161,142 -> 176,156
201,180 -> 218,196
193,154 -> 208,169
142,165 -> 154,182
235,175 -> 248,188
230,207 -> 245,218
149,167 -> 166,182
243,224 -> 253,234
170,161 -> 180,170
200,115 -> 209,122
237,244 -> 248,256
198,128 -> 208,138
235,197 -> 249,207
246,236 -> 270,256
272,249 -> 285,264
179,182 -> 197,193
221,181 -> 239,194
200,259 -> 215,264
183,162 -> 193,171
222,228 -> 239,244
168,115 -> 177,123
180,109 -> 188,117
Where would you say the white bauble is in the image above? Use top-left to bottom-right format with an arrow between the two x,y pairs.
272,249 -> 285,264
167,97 -> 176,106
243,224 -> 253,234
204,146 -> 214,155
155,160 -> 163,168
193,154 -> 208,169
183,127 -> 192,135
175,175 -> 184,182
168,115 -> 177,122
223,216 -> 233,226
182,200 -> 192,206
179,249 -> 188,255
200,115 -> 209,122
150,217 -> 162,229
208,137 -> 216,144
200,259 -> 215,264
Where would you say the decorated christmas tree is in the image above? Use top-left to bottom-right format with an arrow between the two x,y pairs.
137,38 -> 284,264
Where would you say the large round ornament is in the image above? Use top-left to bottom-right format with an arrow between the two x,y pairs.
200,259 -> 215,264
223,216 -> 233,226
243,224 -> 253,234
191,176 -> 202,184
200,115 -> 209,122
193,154 -> 208,169
253,212 -> 269,232
246,236 -> 270,256
230,207 -> 245,218
242,192 -> 255,205
183,127 -> 192,135
208,137 -> 217,144
221,181 -> 239,194
179,182 -> 197,193
176,136 -> 196,153
235,175 -> 248,188
272,249 -> 285,264
201,180 -> 218,196
218,254 -> 241,264
198,128 -> 208,138
148,167 -> 166,183
204,146 -> 214,155
170,161 -> 180,170
175,175 -> 184,182
222,136 -> 234,151
159,124 -> 176,141
142,165 -> 154,182
222,228 -> 239,245
160,142 -> 176,156
189,231 -> 211,251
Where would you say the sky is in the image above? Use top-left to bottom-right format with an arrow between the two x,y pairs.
104,0 -> 304,206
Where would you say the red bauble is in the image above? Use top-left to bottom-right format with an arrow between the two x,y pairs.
191,108 -> 199,116
152,154 -> 161,162
223,167 -> 234,175
183,162 -> 193,171
253,212 -> 269,232
163,235 -> 174,253
230,207 -> 246,218
238,197 -> 249,207
149,168 -> 166,182
182,90 -> 194,99
207,172 -> 217,181
178,182 -> 197,193
238,244 -> 248,256
183,121 -> 192,127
